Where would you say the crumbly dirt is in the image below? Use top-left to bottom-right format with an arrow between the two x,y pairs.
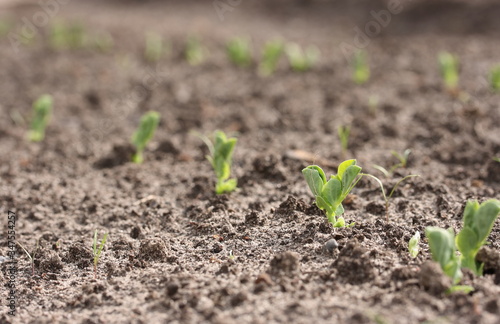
1,0 -> 499,323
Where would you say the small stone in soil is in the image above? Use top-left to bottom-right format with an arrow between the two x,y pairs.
324,239 -> 339,253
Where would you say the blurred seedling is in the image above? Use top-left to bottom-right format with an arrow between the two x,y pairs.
490,65 -> 500,92
28,94 -> 53,142
302,160 -> 363,228
352,50 -> 370,85
185,36 -> 205,66
50,21 -> 86,49
258,40 -> 284,77
145,32 -> 165,62
226,37 -> 252,67
0,18 -> 12,37
363,173 -> 419,221
92,230 -> 108,279
337,125 -> 350,159
285,42 -> 319,72
373,149 -> 412,177
368,95 -> 379,116
200,130 -> 238,194
131,111 -> 160,164
16,240 -> 39,276
493,157 -> 500,163
408,231 -> 420,259
438,52 -> 459,92
93,32 -> 114,53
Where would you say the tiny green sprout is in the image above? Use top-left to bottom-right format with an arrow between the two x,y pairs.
425,227 -> 463,284
50,21 -> 86,49
226,37 -> 252,67
199,131 -> 238,194
145,32 -> 165,62
337,125 -> 350,158
368,95 -> 379,116
408,231 -> 420,258
352,50 -> 370,85
28,94 -> 53,142
131,111 -> 160,164
363,173 -> 419,220
489,65 -> 500,92
285,43 -> 320,72
16,240 -> 39,276
456,199 -> 500,276
493,157 -> 500,163
258,40 -> 284,77
185,36 -> 205,66
373,149 -> 412,177
302,160 -> 362,228
92,230 -> 108,279
438,52 -> 459,91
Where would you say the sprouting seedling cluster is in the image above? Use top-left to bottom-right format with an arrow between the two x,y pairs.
131,111 -> 160,164
203,130 -> 238,195
92,230 -> 108,279
352,50 -> 370,85
185,36 -> 205,66
490,65 -> 500,92
302,160 -> 362,228
258,40 -> 284,77
438,52 -> 459,91
426,199 -> 500,291
373,149 -> 412,177
145,32 -> 166,62
28,94 -> 53,142
227,37 -> 252,67
285,43 -> 319,72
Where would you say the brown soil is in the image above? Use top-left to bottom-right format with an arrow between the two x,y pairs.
1,0 -> 499,323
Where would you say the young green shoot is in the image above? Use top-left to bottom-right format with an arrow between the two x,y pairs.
302,160 -> 362,228
131,111 -> 160,164
50,21 -> 86,49
456,199 -> 500,276
203,130 -> 238,194
425,227 -> 463,285
373,149 -> 412,177
258,40 -> 284,77
362,173 -> 419,221
145,32 -> 165,62
185,36 -> 205,66
489,65 -> 500,92
493,157 -> 500,163
352,50 -> 370,85
92,230 -> 108,279
337,125 -> 350,159
285,43 -> 319,72
28,94 -> 53,142
368,95 -> 379,116
408,231 -> 420,259
226,37 -> 252,67
438,52 -> 459,92
16,240 -> 39,276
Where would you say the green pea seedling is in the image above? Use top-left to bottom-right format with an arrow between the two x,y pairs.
28,94 -> 53,142
92,230 -> 108,279
408,231 -> 420,259
490,65 -> 500,92
16,240 -> 39,276
352,50 -> 370,85
337,125 -> 350,159
456,199 -> 500,276
438,52 -> 459,91
145,32 -> 165,62
202,130 -> 238,194
258,40 -> 284,77
373,149 -> 412,177
227,37 -> 252,67
131,111 -> 160,164
302,160 -> 362,227
425,227 -> 464,286
185,36 -> 205,66
285,43 -> 319,72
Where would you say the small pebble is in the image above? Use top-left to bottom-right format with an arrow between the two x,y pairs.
325,239 -> 339,253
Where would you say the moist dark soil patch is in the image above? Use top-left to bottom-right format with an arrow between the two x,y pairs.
1,0 -> 499,323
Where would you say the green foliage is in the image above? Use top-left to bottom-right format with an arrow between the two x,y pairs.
226,37 -> 252,67
258,40 -> 284,76
489,65 -> 500,92
28,94 -> 53,142
145,32 -> 165,62
285,43 -> 319,72
131,111 -> 160,164
337,125 -> 350,158
456,200 -> 500,276
352,50 -> 370,85
185,36 -> 205,66
438,52 -> 459,91
302,160 -> 362,227
425,227 -> 463,284
204,131 -> 238,194
16,240 -> 39,276
92,230 -> 108,279
373,149 -> 411,177
50,21 -> 86,49
408,231 -> 420,258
